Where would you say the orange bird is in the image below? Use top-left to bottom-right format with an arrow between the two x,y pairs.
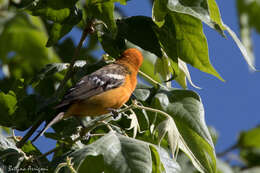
32,48 -> 143,141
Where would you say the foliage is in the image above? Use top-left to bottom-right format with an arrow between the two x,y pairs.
236,0 -> 260,68
0,0 -> 258,173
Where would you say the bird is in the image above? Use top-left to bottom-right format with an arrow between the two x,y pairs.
32,48 -> 143,142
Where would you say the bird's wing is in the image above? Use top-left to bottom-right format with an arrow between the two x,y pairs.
55,63 -> 129,109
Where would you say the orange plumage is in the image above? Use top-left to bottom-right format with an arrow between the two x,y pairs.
32,48 -> 143,141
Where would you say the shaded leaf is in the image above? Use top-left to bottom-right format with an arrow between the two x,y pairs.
238,126 -> 260,166
240,167 -> 260,173
216,159 -> 233,173
0,13 -> 60,79
117,16 -> 163,57
52,132 -> 153,173
0,134 -> 23,170
46,7 -> 82,46
86,1 -> 117,33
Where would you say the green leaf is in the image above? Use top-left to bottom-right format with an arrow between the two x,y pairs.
86,1 -> 117,33
165,0 -> 224,35
0,91 -> 17,127
0,134 -> 18,151
53,132 -> 153,173
237,0 -> 260,33
216,159 -> 233,173
0,13 -> 60,79
0,0 -> 8,9
150,145 -> 165,173
238,127 -> 260,148
117,16 -> 163,57
31,63 -> 69,87
176,58 -> 201,89
208,126 -> 218,146
240,167 -> 260,173
27,0 -> 82,46
152,89 -> 217,173
238,126 -> 260,166
139,50 -> 162,84
152,0 -> 168,25
223,23 -> 257,71
207,0 -> 225,30
154,56 -> 173,82
28,0 -> 79,23
46,23 -> 72,47
97,29 -> 126,57
0,134 -> 23,169
134,85 -> 152,102
167,13 -> 224,81
156,13 -> 178,61
150,145 -> 181,173
0,160 -> 7,173
78,155 -> 105,173
21,141 -> 49,166
46,7 -> 82,46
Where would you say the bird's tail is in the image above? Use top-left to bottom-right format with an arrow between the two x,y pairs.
31,112 -> 65,142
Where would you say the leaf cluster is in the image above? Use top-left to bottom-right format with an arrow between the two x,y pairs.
0,0 -> 258,173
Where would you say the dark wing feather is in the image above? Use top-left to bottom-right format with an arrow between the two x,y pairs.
55,63 -> 129,109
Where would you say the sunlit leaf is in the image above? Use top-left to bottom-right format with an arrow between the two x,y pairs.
150,145 -> 181,173
176,59 -> 201,89
0,91 -> 17,127
152,89 -> 216,173
168,13 -> 224,81
223,23 -> 257,71
166,0 -> 224,35
126,110 -> 140,138
0,13 -> 60,79
238,126 -> 260,148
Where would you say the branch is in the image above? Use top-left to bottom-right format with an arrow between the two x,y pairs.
16,21 -> 95,148
138,70 -> 168,90
54,20 -> 95,98
38,147 -> 61,159
132,100 -> 171,119
217,143 -> 238,157
55,157 -> 77,173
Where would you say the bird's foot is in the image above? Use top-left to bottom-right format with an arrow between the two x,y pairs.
107,108 -> 119,119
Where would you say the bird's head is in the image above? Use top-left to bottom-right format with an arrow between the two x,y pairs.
119,48 -> 143,70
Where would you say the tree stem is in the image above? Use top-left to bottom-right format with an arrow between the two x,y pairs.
17,21 -> 95,148
138,70 -> 168,90
217,143 -> 238,157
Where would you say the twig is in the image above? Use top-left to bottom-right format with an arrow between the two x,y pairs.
17,21 -> 95,148
38,147 -> 61,159
55,157 -> 77,173
217,143 -> 238,157
54,20 -> 95,98
132,100 -> 171,119
138,70 -> 168,90
16,118 -> 44,148
72,105 -> 135,143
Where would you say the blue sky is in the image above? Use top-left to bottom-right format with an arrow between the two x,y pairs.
116,0 -> 260,154
15,0 -> 260,160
